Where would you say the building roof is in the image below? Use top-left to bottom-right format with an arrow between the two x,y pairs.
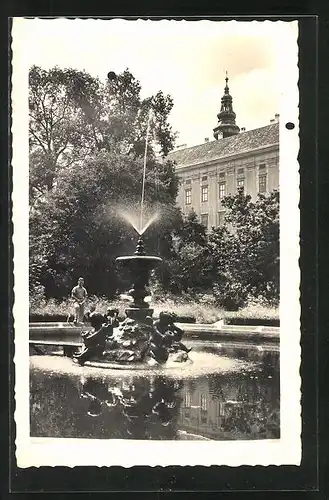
168,122 -> 279,169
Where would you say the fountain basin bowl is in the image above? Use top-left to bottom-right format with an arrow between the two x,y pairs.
116,255 -> 162,274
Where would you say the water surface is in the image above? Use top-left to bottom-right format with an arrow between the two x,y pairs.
30,343 -> 280,441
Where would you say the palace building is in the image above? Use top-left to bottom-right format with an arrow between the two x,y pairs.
168,76 -> 279,228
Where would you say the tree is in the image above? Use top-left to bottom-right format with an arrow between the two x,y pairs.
156,211 -> 213,295
29,67 -> 180,299
29,66 -> 177,207
210,189 -> 279,309
29,66 -> 102,204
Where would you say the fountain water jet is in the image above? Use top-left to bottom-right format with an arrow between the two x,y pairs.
140,109 -> 152,231
139,213 -> 159,235
119,210 -> 159,236
118,111 -> 158,237
119,212 -> 141,235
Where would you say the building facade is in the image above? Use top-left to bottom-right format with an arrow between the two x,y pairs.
168,77 -> 279,229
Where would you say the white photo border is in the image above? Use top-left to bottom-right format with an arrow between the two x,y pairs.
12,18 -> 300,468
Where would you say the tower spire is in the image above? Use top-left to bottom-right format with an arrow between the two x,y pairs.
213,73 -> 240,140
224,70 -> 229,93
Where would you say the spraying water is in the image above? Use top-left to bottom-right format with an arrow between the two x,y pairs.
139,213 -> 158,235
120,211 -> 141,235
117,109 -> 159,235
120,210 -> 159,235
118,109 -> 158,235
140,109 -> 152,232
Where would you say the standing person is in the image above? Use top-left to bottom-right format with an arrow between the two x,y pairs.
71,277 -> 88,324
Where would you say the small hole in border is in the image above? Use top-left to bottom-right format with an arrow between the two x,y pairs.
285,122 -> 295,130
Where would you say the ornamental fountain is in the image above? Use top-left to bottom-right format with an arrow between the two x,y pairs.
71,229 -> 191,368
68,108 -> 191,368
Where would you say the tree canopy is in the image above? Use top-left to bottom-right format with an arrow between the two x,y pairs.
156,191 -> 279,309
29,66 -> 179,298
29,66 -> 177,207
210,189 -> 279,308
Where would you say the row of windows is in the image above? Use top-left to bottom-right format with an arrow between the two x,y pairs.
184,175 -> 267,205
185,163 -> 267,186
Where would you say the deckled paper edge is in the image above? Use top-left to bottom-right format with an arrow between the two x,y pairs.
11,18 -> 301,468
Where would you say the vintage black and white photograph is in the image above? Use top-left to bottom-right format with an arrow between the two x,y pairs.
12,18 -> 300,467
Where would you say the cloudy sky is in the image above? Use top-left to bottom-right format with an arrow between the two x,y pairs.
19,18 -> 297,147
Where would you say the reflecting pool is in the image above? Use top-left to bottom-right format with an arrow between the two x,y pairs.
30,342 -> 280,441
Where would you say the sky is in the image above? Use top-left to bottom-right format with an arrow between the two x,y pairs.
19,18 -> 297,147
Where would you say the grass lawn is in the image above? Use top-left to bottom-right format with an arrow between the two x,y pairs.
29,295 -> 279,325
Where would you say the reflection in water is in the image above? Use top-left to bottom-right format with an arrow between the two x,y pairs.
30,372 -> 183,440
180,370 -> 279,440
30,346 -> 280,440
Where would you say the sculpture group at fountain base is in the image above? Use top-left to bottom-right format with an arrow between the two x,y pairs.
74,312 -> 191,367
